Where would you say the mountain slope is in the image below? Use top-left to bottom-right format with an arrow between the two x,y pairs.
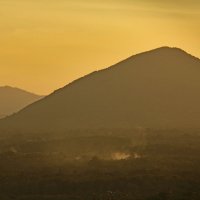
1,47 -> 200,134
0,86 -> 43,119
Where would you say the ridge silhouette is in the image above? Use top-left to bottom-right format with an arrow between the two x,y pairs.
0,86 -> 43,119
1,47 -> 200,134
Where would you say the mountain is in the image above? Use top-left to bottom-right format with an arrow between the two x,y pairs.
0,86 -> 43,119
1,47 -> 200,134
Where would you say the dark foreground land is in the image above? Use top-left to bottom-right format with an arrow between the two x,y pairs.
0,129 -> 200,200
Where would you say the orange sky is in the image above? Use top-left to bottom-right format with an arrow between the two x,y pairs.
0,0 -> 200,95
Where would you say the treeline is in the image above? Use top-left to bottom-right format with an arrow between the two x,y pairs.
0,129 -> 200,199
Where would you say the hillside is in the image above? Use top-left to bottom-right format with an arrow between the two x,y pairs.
1,47 -> 200,134
0,86 -> 43,119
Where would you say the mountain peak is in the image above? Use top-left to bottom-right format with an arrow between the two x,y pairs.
154,46 -> 183,51
143,46 -> 198,59
0,86 -> 44,97
119,46 -> 200,68
0,86 -> 44,119
138,46 -> 188,56
1,85 -> 14,90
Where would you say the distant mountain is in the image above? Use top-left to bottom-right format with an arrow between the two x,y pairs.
1,47 -> 200,134
0,86 -> 43,119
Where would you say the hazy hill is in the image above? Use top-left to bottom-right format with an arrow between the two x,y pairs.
0,86 -> 43,119
1,47 -> 200,134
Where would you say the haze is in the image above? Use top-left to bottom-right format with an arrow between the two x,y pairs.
0,0 -> 200,94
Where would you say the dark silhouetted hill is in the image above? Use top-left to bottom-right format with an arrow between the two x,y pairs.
1,47 -> 200,134
0,86 -> 43,119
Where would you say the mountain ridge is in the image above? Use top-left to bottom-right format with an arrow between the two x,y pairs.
1,47 -> 200,134
35,47 -> 199,98
0,86 -> 44,119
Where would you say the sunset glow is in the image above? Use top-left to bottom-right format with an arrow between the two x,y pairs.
0,0 -> 199,94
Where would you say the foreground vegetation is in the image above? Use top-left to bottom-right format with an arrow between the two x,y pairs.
0,129 -> 200,199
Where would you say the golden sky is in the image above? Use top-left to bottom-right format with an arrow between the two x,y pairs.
0,0 -> 200,95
